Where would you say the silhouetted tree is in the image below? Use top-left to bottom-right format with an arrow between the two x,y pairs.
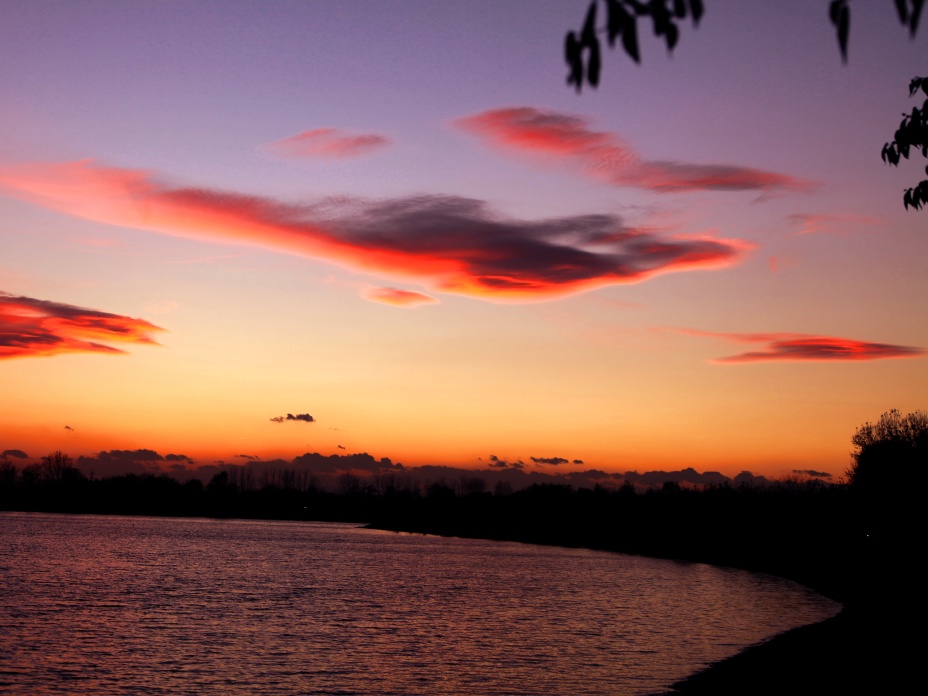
0,460 -> 18,488
848,408 -> 928,492
40,450 -> 82,484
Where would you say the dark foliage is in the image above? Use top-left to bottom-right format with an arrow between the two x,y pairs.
881,76 -> 928,209
566,1 -> 922,91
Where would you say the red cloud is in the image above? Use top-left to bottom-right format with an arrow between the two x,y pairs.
362,287 -> 438,307
0,160 -> 749,302
677,328 -> 924,363
0,292 -> 164,359
456,108 -> 813,194
262,128 -> 390,159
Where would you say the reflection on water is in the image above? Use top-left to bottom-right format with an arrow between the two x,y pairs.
0,512 -> 838,695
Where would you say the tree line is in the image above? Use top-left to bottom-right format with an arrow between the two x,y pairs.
2,410 -> 924,608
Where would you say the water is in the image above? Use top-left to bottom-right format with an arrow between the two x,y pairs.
0,512 -> 839,695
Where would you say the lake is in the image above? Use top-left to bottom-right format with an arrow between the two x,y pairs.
0,512 -> 839,695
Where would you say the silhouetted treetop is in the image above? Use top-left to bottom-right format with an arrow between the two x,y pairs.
847,408 -> 927,491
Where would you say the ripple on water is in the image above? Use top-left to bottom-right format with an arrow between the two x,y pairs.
0,512 -> 839,696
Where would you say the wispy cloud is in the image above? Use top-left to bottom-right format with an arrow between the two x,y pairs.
0,160 -> 749,302
270,413 -> 315,424
677,328 -> 925,363
0,291 -> 164,360
361,287 -> 438,307
261,128 -> 390,160
456,108 -> 813,195
785,212 -> 882,235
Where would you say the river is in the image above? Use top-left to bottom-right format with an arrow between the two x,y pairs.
0,512 -> 839,695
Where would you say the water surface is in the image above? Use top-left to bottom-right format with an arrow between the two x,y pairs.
0,512 -> 839,695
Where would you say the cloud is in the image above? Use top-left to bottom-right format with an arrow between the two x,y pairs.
270,413 -> 315,424
793,469 -> 833,479
261,128 -> 390,160
456,108 -> 813,195
0,160 -> 749,303
164,453 -> 194,463
785,213 -> 881,235
572,459 -> 584,465
2,449 -> 29,459
677,328 -> 925,363
489,454 -> 525,469
0,291 -> 164,360
64,425 -> 74,431
98,449 -> 164,462
361,286 -> 438,307
530,456 -> 569,466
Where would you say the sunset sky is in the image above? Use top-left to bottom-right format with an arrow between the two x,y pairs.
1,1 -> 925,483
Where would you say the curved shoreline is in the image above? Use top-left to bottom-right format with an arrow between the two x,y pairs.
369,523 -> 916,696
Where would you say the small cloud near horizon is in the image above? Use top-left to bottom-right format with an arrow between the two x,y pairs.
530,456 -> 569,466
456,108 -> 814,196
489,454 -> 525,469
261,128 -> 390,160
270,413 -> 316,424
2,449 -> 29,459
793,469 -> 833,479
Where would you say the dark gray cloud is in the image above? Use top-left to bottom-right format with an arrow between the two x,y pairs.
2,449 -> 29,459
97,449 -> 164,462
270,413 -> 315,424
792,469 -> 833,479
489,455 -> 525,469
530,456 -> 569,466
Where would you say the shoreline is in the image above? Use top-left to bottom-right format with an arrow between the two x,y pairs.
659,603 -> 917,695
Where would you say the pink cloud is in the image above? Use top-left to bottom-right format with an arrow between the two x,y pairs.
362,287 -> 438,307
0,160 -> 750,303
677,328 -> 924,363
0,292 -> 164,359
785,213 -> 882,235
262,128 -> 390,159
456,108 -> 814,194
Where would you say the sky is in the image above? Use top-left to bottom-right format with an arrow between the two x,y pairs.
1,1 -> 926,485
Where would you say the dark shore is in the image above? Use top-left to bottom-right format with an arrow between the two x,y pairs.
659,605 -> 918,695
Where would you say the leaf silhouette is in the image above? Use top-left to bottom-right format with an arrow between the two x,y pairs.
688,0 -> 704,25
622,14 -> 641,63
565,31 -> 584,90
605,0 -> 630,48
829,0 -> 850,63
895,0 -> 909,24
911,0 -> 925,36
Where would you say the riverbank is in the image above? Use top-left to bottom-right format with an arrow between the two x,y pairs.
660,603 -> 919,695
